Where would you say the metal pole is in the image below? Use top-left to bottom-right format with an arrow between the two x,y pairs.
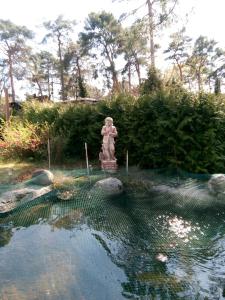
85,142 -> 90,177
126,150 -> 129,175
47,138 -> 51,170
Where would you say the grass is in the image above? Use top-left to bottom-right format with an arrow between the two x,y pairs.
0,158 -> 99,185
0,161 -> 43,184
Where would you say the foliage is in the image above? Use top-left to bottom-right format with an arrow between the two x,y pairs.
114,0 -> 178,67
187,36 -> 218,91
164,27 -> 192,82
140,67 -> 163,95
79,11 -> 123,92
121,21 -> 148,86
78,77 -> 88,98
43,15 -> 77,100
131,91 -> 225,172
2,91 -> 225,173
27,51 -> 56,99
0,12 -> 225,98
214,77 -> 221,95
21,100 -> 59,124
0,119 -> 44,159
0,19 -> 33,102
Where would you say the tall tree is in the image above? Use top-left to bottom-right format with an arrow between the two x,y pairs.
164,27 -> 192,83
79,11 -> 123,93
114,0 -> 178,67
27,51 -> 56,99
43,15 -> 76,100
187,36 -> 218,91
121,21 -> 148,89
0,19 -> 33,102
63,42 -> 88,99
209,48 -> 225,93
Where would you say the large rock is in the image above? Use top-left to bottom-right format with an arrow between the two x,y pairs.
208,174 -> 225,195
0,186 -> 51,214
94,177 -> 123,195
31,169 -> 54,186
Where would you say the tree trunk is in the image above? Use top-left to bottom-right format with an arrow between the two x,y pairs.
104,45 -> 120,93
112,68 -> 120,93
47,67 -> 51,100
57,34 -> 66,100
4,87 -> 10,121
37,81 -> 43,98
128,61 -> 131,92
147,0 -> 155,68
76,57 -> 81,79
135,59 -> 141,86
208,77 -> 212,92
197,72 -> 202,92
177,61 -> 183,82
8,53 -> 16,102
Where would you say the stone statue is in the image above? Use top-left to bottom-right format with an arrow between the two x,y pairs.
99,117 -> 118,171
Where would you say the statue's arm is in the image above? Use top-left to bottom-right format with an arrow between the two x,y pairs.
112,126 -> 118,137
101,126 -> 106,136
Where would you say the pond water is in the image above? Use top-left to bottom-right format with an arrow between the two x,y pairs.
1,170 -> 225,299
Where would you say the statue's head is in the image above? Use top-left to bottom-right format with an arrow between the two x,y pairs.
104,117 -> 113,126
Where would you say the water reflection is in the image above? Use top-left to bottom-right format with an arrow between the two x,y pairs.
1,176 -> 225,299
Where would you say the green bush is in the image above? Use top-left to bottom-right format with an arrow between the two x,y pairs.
21,100 -> 59,125
129,91 -> 225,172
0,118 -> 45,159
2,91 -> 225,173
140,67 -> 163,95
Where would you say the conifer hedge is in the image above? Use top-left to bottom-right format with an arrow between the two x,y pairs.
2,91 -> 225,173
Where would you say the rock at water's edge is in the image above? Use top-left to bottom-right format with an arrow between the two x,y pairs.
94,177 -> 123,195
31,169 -> 54,186
0,186 -> 51,214
208,174 -> 225,195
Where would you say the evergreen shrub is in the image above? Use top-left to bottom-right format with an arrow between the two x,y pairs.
2,92 -> 225,173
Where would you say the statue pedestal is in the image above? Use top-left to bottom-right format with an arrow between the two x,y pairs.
101,160 -> 118,173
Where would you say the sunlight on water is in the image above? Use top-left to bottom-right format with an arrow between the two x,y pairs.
168,216 -> 199,243
1,171 -> 225,299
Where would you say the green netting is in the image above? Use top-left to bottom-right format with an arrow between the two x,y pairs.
0,167 -> 225,299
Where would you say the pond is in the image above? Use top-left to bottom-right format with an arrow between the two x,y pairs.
0,169 -> 225,299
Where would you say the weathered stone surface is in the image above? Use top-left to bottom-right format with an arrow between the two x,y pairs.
208,174 -> 225,195
101,160 -> 118,173
99,117 -> 118,172
151,184 -> 211,201
0,186 -> 51,213
31,169 -> 54,186
94,177 -> 123,195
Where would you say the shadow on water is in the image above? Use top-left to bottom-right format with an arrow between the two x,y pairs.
1,169 -> 225,299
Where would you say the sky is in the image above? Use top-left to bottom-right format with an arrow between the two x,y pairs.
0,0 -> 225,41
1,0 -> 224,45
1,0 -> 225,98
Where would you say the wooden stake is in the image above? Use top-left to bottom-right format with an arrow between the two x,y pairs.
85,142 -> 90,177
47,138 -> 51,170
126,150 -> 129,175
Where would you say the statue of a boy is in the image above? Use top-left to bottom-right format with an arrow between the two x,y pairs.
99,117 -> 118,171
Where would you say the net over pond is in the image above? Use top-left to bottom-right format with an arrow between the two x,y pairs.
0,168 -> 225,299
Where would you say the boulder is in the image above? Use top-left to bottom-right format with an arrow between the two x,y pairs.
31,169 -> 54,186
208,174 -> 225,195
0,186 -> 51,214
94,177 -> 123,195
